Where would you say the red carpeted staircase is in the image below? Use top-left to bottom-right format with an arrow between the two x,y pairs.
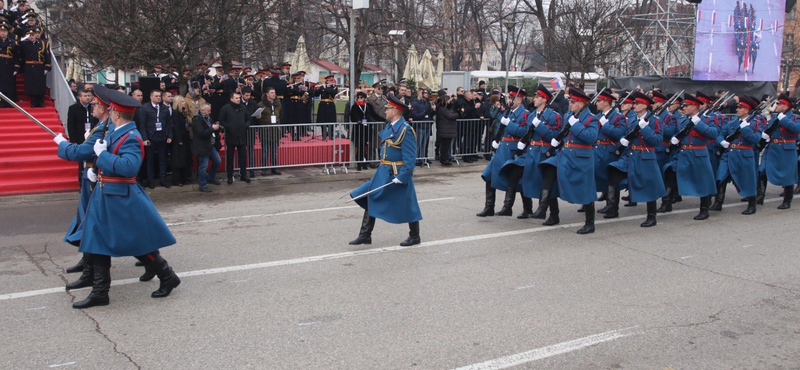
0,75 -> 80,196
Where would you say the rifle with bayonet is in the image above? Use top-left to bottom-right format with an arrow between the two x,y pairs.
543,87 -> 607,158
715,97 -> 774,157
756,98 -> 790,151
612,89 -> 684,157
491,91 -> 520,149
513,90 -> 564,157
665,91 -> 734,154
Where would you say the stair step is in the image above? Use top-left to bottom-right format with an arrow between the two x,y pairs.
0,179 -> 80,197
0,164 -> 77,177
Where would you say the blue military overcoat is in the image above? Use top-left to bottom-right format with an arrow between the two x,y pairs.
481,106 -> 528,191
656,109 -> 680,171
510,107 -> 562,198
57,120 -> 112,246
352,118 -> 423,224
759,111 -> 800,186
705,112 -> 726,181
608,114 -> 667,202
540,107 -> 598,205
716,116 -> 761,197
79,122 -> 176,257
593,108 -> 628,192
664,115 -> 718,197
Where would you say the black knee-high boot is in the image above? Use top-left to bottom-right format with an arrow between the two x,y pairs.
756,176 -> 767,205
543,198 -> 560,226
694,195 -> 711,220
66,253 -> 93,290
349,210 -> 375,245
400,221 -> 421,246
497,168 -> 522,216
577,203 -> 595,234
518,197 -> 534,219
710,182 -> 726,211
778,186 -> 793,209
604,185 -> 620,219
532,166 -> 556,219
742,196 -> 757,215
139,251 -> 181,298
65,256 -> 85,273
476,181 -> 496,217
73,254 -> 110,309
640,201 -> 657,227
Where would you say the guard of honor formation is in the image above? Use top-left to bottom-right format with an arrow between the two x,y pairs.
0,1 -> 52,109
476,84 -> 800,235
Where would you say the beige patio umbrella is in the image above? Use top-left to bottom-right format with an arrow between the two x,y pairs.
434,51 -> 445,90
291,36 -> 312,75
417,49 -> 436,90
402,45 -> 420,83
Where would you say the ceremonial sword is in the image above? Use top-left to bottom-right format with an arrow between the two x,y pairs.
0,92 -> 57,137
345,182 -> 395,203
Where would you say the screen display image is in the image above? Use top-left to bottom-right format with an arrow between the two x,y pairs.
693,0 -> 786,81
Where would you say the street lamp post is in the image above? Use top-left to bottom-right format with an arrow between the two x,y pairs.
502,21 -> 516,91
351,0 -> 370,104
389,30 -> 406,83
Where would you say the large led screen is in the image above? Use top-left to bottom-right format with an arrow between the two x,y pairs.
693,0 -> 786,81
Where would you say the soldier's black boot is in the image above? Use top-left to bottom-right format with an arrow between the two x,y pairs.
742,196 -> 757,215
694,196 -> 711,220
400,222 -> 421,246
640,201 -> 658,227
148,252 -> 181,298
530,189 -> 550,219
604,186 -> 620,219
517,197 -> 534,219
756,176 -> 767,205
139,266 -> 156,282
496,190 -> 516,216
349,211 -> 375,245
597,190 -> 614,214
597,192 -> 607,202
577,203 -> 595,234
657,187 -> 673,213
476,182 -> 496,217
65,253 -> 93,290
65,257 -> 85,273
710,183 -> 726,211
543,198 -> 560,226
73,255 -> 110,309
135,261 -> 144,267
778,186 -> 793,209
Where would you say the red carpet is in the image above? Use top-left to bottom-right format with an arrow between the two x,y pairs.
0,76 -> 79,196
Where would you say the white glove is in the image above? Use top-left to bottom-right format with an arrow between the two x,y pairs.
84,129 -> 92,140
44,70 -> 48,75
778,113 -> 786,120
691,115 -> 701,124
568,116 -> 579,126
638,119 -> 648,129
517,141 -> 526,150
550,138 -> 560,147
599,116 -> 609,126
86,168 -> 97,183
532,117 -> 541,127
491,140 -> 499,149
392,177 -> 403,184
500,116 -> 511,126
53,133 -> 67,145
762,132 -> 771,141
739,120 -> 749,129
93,139 -> 107,156
670,137 -> 680,145
620,138 -> 630,147
721,140 -> 730,148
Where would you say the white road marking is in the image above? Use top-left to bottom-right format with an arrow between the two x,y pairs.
515,285 -> 536,290
0,197 -> 785,302
298,321 -> 321,326
774,42 -> 778,57
164,197 -> 456,227
449,327 -> 638,370
743,244 -> 753,248
25,306 -> 46,311
680,255 -> 693,260
48,362 -> 76,368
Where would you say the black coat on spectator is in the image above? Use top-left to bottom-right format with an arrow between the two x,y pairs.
191,113 -> 215,157
435,103 -> 459,140
552,91 -> 569,115
218,102 -> 250,145
137,102 -> 172,143
66,102 -> 98,144
170,109 -> 191,169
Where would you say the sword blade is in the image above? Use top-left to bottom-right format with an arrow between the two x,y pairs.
0,92 -> 57,137
345,181 -> 394,203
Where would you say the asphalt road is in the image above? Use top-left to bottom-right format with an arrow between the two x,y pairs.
2,170 -> 800,369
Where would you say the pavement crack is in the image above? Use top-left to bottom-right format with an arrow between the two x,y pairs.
604,238 -> 799,294
20,245 -> 48,277
79,310 -> 141,369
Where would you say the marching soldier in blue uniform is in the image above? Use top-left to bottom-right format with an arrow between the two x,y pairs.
663,93 -> 719,220
714,95 -> 762,215
617,93 -> 639,208
605,92 -> 666,227
54,84 -> 112,284
539,87 -> 598,234
593,90 -> 628,215
758,93 -> 800,209
73,89 -> 181,309
349,94 -> 422,246
697,91 -> 726,182
476,86 -> 527,217
657,93 -> 685,212
507,84 -> 562,224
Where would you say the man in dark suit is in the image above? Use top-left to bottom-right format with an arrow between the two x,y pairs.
65,88 -> 99,184
241,87 -> 259,177
137,89 -> 172,188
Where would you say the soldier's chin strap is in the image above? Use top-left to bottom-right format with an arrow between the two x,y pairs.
0,92 -> 57,137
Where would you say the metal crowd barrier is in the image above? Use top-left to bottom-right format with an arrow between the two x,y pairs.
229,119 -> 495,174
